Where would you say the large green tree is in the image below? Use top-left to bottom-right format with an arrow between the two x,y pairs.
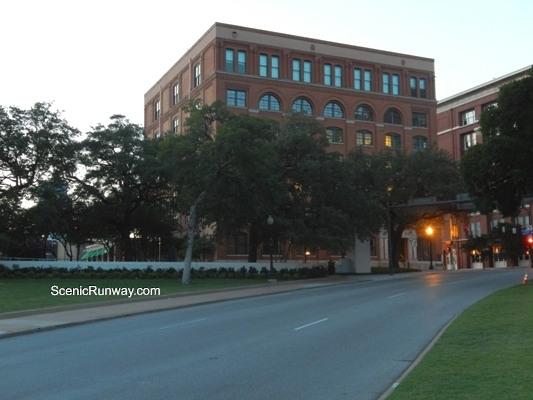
159,101 -> 284,282
273,114 -> 382,257
72,115 -> 171,261
348,145 -> 463,269
0,102 -> 78,203
0,102 -> 79,256
460,68 -> 533,216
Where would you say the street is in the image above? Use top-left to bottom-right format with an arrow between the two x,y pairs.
0,269 -> 526,399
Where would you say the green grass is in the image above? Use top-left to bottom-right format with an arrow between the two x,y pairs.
0,278 -> 268,314
387,284 -> 533,400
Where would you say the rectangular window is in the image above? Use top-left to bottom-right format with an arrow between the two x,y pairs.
173,83 -> 179,105
326,127 -> 343,143
385,133 -> 401,148
412,112 -> 427,127
354,68 -> 361,90
271,56 -> 279,78
225,49 -> 234,72
413,136 -> 428,150
357,131 -> 373,146
364,70 -> 372,91
303,60 -> 312,83
392,74 -> 400,95
420,78 -> 427,98
259,54 -> 268,77
172,117 -> 179,134
237,51 -> 246,74
410,77 -> 417,97
461,109 -> 475,126
228,232 -> 247,255
154,100 -> 160,120
293,59 -> 301,81
324,63 -> 332,86
463,132 -> 476,149
370,237 -> 377,257
334,65 -> 342,87
194,63 -> 201,87
226,89 -> 246,107
383,73 -> 390,93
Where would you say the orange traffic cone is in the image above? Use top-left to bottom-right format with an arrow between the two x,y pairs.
522,273 -> 528,284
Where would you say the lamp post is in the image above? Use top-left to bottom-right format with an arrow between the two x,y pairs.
426,226 -> 434,270
267,215 -> 276,282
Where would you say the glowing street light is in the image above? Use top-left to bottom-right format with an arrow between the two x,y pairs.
426,226 -> 434,270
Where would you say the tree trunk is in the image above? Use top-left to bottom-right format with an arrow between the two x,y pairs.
247,222 -> 259,262
390,225 -> 405,270
183,191 -> 206,285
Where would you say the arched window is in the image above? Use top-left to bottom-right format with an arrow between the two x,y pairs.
326,127 -> 343,143
292,98 -> 313,115
355,105 -> 374,121
385,133 -> 401,149
413,136 -> 428,150
357,130 -> 373,146
259,94 -> 281,111
384,108 -> 402,125
324,102 -> 344,118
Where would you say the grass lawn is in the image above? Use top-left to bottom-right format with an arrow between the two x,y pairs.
387,283 -> 533,400
0,278 -> 269,314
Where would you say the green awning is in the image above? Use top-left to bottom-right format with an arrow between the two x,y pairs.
81,248 -> 106,260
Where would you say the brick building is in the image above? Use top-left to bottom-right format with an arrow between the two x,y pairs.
144,22 -> 437,266
437,65 -> 532,269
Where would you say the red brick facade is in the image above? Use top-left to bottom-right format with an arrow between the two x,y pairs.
144,23 -> 437,263
437,66 -> 532,269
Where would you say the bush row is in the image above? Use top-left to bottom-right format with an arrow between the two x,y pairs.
0,264 -> 328,280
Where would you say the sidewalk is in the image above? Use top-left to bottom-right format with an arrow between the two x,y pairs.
0,274 -> 380,339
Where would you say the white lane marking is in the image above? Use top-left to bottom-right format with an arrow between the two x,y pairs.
389,293 -> 406,299
160,318 -> 207,330
294,318 -> 328,331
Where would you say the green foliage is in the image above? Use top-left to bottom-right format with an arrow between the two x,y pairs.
460,68 -> 533,216
462,222 -> 527,260
73,115 -> 172,261
0,102 -> 79,256
0,264 -> 330,280
388,285 -> 533,400
348,145 -> 463,268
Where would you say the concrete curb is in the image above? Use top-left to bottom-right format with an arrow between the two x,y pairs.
377,315 -> 459,399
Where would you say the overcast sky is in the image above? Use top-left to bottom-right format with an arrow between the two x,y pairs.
1,0 -> 531,134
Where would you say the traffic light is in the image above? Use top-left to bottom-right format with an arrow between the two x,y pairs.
525,236 -> 533,255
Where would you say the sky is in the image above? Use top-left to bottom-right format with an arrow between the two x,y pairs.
1,0 -> 531,134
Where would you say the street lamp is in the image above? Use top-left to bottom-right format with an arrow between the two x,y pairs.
426,226 -> 434,270
267,215 -> 276,282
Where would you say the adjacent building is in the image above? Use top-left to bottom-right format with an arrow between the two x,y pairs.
437,65 -> 532,269
144,22 -> 438,266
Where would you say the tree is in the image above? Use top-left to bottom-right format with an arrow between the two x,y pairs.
0,102 -> 79,256
0,102 -> 79,203
159,101 -> 285,281
348,145 -> 463,269
460,68 -> 533,216
273,113 -> 382,257
71,115 -> 170,261
158,100 -> 232,283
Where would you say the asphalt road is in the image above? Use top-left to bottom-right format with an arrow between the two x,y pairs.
0,269 -> 526,400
